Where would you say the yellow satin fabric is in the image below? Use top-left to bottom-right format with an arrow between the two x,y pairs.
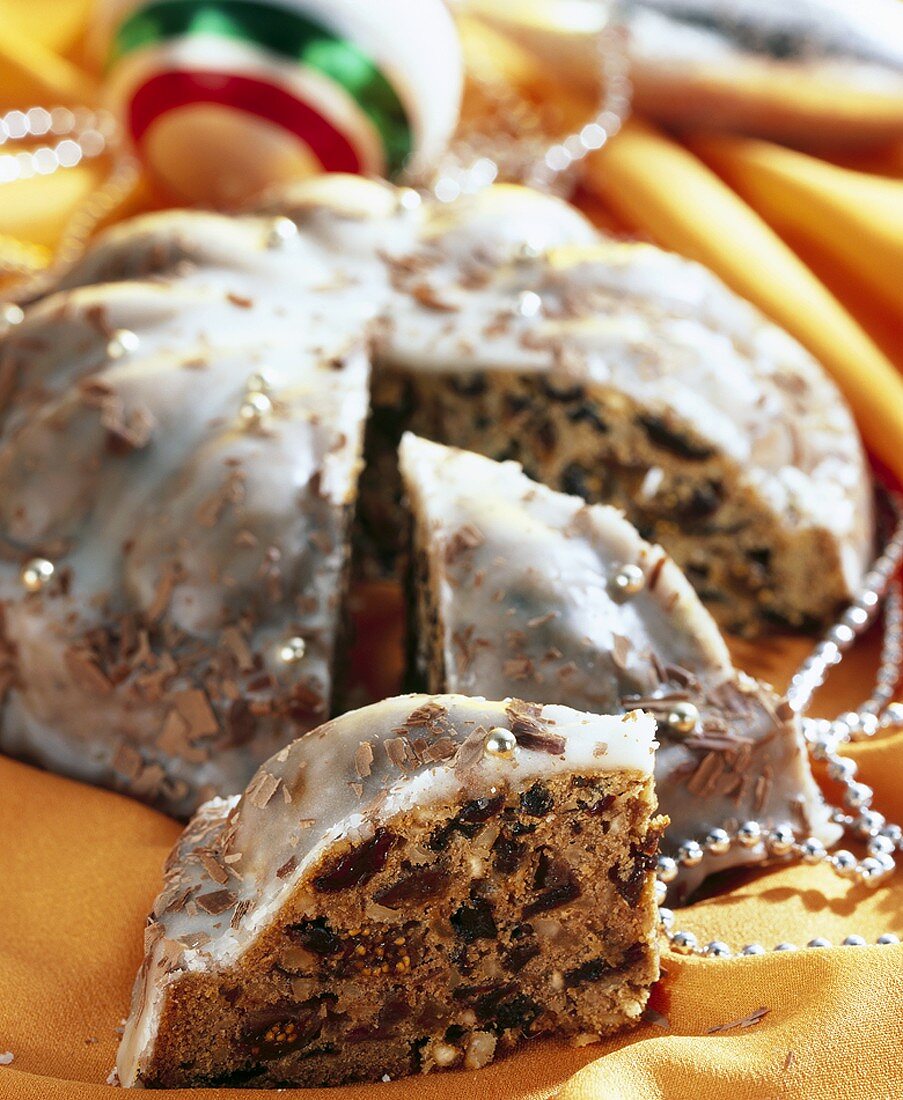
1,6 -> 903,1099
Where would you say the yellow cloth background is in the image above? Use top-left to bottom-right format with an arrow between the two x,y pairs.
2,5 -> 903,1099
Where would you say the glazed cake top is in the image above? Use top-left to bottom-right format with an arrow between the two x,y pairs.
143,694 -> 656,966
400,431 -> 734,704
45,173 -> 871,577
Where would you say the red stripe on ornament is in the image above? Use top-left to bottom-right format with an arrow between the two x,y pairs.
128,69 -> 364,173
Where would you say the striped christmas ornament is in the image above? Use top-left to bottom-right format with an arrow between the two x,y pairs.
92,0 -> 462,204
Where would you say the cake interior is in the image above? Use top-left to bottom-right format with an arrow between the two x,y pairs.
140,770 -> 662,1087
362,365 -> 855,635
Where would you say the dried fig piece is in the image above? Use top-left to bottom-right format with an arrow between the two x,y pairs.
286,919 -> 341,956
239,998 -> 325,1058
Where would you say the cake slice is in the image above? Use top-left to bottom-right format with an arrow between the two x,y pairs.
400,435 -> 839,902
117,695 -> 662,1088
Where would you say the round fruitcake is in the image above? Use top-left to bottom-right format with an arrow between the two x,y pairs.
0,175 -> 872,813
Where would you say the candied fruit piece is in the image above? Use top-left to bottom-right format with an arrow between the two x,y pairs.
313,829 -> 398,893
373,865 -> 450,908
519,782 -> 554,817
450,897 -> 498,942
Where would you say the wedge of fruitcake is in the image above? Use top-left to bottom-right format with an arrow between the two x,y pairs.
399,434 -> 839,902
117,695 -> 662,1087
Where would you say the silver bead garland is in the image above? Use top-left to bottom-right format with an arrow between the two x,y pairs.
658,491 -> 903,957
421,12 -> 631,200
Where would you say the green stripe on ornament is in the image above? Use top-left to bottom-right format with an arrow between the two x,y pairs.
111,0 -> 413,175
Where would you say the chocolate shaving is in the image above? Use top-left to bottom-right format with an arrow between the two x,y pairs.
195,889 -> 236,915
707,1007 -> 770,1034
355,740 -> 374,778
231,898 -> 251,929
65,649 -> 113,695
197,852 -> 229,885
643,1007 -> 670,1029
276,856 -> 297,880
444,523 -> 485,564
410,282 -> 459,312
246,770 -> 281,809
454,728 -> 488,776
384,737 -> 410,770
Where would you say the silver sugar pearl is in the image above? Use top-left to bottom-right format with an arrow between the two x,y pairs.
705,828 -> 731,856
658,906 -> 675,931
807,937 -> 832,948
1,302 -> 24,326
868,834 -> 896,857
868,852 -> 896,877
610,563 -> 645,600
665,701 -> 699,737
656,855 -> 678,884
20,557 -> 55,592
736,820 -> 763,848
240,390 -> 273,424
484,727 -> 517,760
837,710 -> 861,733
517,240 -> 543,260
266,216 -> 298,247
810,734 -> 838,762
278,636 -> 306,663
800,837 -> 827,864
773,942 -> 797,952
842,935 -> 867,946
677,840 -> 704,867
515,290 -> 543,318
741,943 -> 765,956
397,187 -> 422,210
877,933 -> 900,945
670,930 -> 698,955
703,941 -> 731,958
107,328 -> 140,359
653,879 -> 668,906
880,824 -> 903,847
766,824 -> 796,857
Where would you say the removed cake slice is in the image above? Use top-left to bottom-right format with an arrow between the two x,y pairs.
400,434 -> 839,902
117,694 -> 661,1088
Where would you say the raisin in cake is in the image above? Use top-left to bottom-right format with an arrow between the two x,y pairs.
116,694 -> 662,1088
0,175 -> 871,814
400,434 -> 840,901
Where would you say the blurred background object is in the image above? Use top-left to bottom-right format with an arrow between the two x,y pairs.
465,0 -> 903,150
89,0 -> 463,205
